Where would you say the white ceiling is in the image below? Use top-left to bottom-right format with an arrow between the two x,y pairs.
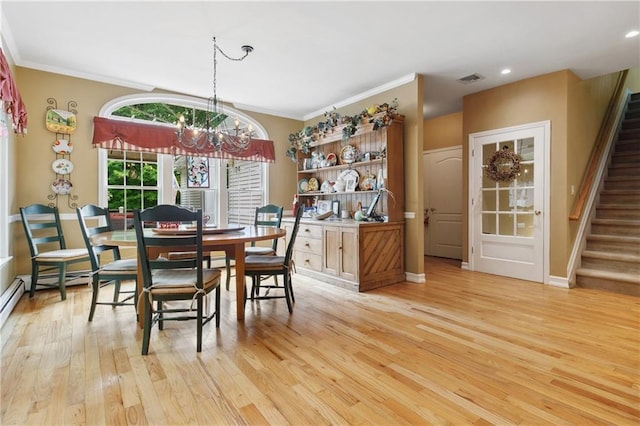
2,1 -> 639,121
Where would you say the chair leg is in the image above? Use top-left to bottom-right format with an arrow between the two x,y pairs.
29,262 -> 38,298
283,272 -> 293,314
215,286 -> 221,327
288,271 -> 295,304
157,300 -> 164,330
112,279 -> 122,306
196,294 -> 203,352
225,257 -> 232,291
58,263 -> 67,301
141,292 -> 153,355
88,276 -> 100,321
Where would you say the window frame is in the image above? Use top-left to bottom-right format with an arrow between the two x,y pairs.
97,93 -> 269,223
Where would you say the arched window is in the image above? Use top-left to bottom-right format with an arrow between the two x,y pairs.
97,94 -> 269,228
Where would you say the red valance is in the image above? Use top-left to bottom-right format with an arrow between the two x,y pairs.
92,116 -> 275,163
0,48 -> 27,134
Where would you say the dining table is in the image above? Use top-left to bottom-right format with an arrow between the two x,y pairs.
91,224 -> 286,324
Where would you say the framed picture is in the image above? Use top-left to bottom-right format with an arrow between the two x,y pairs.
345,177 -> 357,192
317,200 -> 332,214
332,200 -> 340,216
187,156 -> 210,188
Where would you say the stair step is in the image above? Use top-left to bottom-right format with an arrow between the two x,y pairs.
586,234 -> 640,254
575,268 -> 640,296
618,129 -> 640,141
622,117 -> 640,130
611,150 -> 640,163
591,218 -> 640,236
615,139 -> 640,152
626,109 -> 640,120
581,250 -> 640,274
604,176 -> 640,190
608,162 -> 640,177
596,204 -> 640,220
599,189 -> 640,204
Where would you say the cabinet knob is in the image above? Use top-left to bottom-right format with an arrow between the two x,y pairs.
304,241 -> 310,248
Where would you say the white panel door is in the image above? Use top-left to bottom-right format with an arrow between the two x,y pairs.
469,122 -> 549,282
423,147 -> 463,259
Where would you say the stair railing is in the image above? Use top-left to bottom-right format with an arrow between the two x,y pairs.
567,70 -> 632,286
569,69 -> 629,221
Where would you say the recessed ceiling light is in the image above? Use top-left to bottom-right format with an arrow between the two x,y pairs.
501,68 -> 511,75
626,30 -> 639,38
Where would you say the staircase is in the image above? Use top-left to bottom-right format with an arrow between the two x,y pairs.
575,93 -> 640,296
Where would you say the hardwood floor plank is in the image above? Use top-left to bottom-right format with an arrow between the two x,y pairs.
1,257 -> 638,425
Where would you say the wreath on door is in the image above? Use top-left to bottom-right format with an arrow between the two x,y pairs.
485,146 -> 522,183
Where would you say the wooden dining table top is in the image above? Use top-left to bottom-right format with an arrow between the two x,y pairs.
92,225 -> 286,321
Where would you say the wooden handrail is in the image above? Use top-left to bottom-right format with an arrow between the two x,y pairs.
569,70 -> 629,221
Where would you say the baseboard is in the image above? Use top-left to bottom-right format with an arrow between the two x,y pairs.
405,272 -> 425,283
0,277 -> 25,329
548,275 -> 570,288
461,262 -> 469,270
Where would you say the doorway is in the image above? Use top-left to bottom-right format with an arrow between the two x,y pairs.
468,121 -> 550,283
423,147 -> 463,259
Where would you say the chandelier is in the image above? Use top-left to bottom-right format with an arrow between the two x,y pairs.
176,37 -> 254,152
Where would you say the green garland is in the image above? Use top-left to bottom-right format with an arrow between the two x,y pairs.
286,98 -> 398,162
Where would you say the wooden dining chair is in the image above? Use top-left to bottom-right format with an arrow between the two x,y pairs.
225,204 -> 284,290
133,205 -> 221,355
76,204 -> 138,321
20,203 -> 90,300
243,206 -> 303,313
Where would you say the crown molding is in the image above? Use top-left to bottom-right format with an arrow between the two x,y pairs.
303,73 -> 417,121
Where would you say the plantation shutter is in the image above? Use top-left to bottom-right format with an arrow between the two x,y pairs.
227,160 -> 264,225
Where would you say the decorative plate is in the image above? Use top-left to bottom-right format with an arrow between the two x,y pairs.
337,169 -> 359,186
45,109 -> 77,134
320,180 -> 335,193
359,174 -> 377,191
52,139 -> 73,154
298,178 -> 309,193
326,152 -> 337,166
308,177 -> 319,192
51,178 -> 73,194
52,158 -> 74,175
339,145 -> 360,164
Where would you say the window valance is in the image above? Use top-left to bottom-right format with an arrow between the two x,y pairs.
0,48 -> 27,134
92,116 -> 275,163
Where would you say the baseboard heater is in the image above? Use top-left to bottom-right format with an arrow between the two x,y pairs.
0,277 -> 25,329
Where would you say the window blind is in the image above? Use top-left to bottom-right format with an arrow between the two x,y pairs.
227,160 -> 264,225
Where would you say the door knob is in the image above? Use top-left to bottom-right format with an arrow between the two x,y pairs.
535,210 -> 541,215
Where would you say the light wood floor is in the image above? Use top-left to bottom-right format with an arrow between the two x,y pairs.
2,257 -> 639,425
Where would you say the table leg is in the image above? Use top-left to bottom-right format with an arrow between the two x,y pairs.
235,242 -> 245,320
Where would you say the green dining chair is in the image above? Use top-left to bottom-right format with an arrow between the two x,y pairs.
76,204 -> 138,321
20,203 -> 90,301
133,205 -> 221,355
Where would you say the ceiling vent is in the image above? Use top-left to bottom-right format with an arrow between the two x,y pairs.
457,73 -> 485,84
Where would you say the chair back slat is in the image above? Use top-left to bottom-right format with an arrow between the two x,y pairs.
133,205 -> 203,289
77,204 -> 122,272
20,204 -> 67,257
252,204 -> 284,250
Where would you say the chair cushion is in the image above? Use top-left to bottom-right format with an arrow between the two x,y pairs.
36,248 -> 88,261
245,247 -> 276,256
100,258 -> 138,274
245,255 -> 286,272
149,268 -> 221,295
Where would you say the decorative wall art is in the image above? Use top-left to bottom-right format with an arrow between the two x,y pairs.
46,98 -> 79,208
187,156 -> 210,188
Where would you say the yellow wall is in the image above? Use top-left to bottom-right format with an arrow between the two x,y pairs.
11,67 -> 301,277
303,76 -> 425,277
462,69 -> 631,279
423,112 -> 462,151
